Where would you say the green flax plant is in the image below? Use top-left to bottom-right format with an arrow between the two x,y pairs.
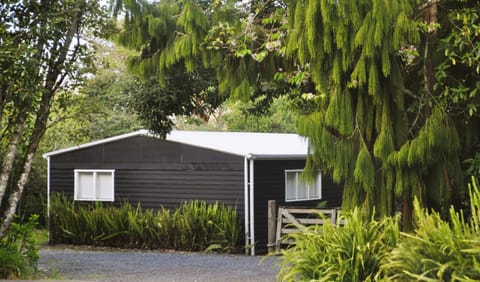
171,201 -> 242,251
278,209 -> 399,282
49,194 -> 242,252
379,178 -> 480,281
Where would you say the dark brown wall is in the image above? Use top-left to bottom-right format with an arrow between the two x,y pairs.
252,159 -> 343,254
50,135 -> 245,213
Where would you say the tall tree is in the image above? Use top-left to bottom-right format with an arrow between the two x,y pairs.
113,0 -> 300,135
0,0 -> 111,238
115,0 -> 480,225
291,0 -> 480,225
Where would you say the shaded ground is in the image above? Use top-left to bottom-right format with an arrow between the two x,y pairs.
37,246 -> 280,281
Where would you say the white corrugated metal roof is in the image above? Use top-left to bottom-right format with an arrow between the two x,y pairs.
43,130 -> 309,159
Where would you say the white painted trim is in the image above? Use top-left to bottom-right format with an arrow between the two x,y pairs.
74,169 -> 117,173
46,156 -> 51,243
243,157 -> 250,255
249,159 -> 255,256
74,169 -> 115,202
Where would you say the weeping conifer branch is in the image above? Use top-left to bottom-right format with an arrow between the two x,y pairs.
293,0 -> 468,223
114,0 -> 477,225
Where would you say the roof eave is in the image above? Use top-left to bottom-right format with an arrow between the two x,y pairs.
247,154 -> 308,160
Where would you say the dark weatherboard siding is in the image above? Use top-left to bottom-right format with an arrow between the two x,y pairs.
50,135 -> 245,214
252,159 -> 343,254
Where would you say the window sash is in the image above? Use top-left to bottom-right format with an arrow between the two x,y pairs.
285,170 -> 322,202
74,169 -> 115,202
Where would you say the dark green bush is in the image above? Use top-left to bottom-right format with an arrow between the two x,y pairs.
379,179 -> 480,281
49,194 -> 243,252
278,178 -> 480,281
278,209 -> 399,282
0,215 -> 39,279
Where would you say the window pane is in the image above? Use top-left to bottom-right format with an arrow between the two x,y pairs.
309,179 -> 319,198
297,180 -> 307,199
77,172 -> 94,200
96,172 -> 114,201
286,172 -> 295,200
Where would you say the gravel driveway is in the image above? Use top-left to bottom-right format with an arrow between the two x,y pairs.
38,246 -> 280,281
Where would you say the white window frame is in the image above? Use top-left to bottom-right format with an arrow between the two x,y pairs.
74,169 -> 115,202
285,169 -> 322,202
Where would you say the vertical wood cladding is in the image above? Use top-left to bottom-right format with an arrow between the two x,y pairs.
50,136 -> 245,216
252,159 -> 343,254
49,134 -> 345,255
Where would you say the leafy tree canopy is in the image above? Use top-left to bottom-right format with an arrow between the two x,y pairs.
222,95 -> 298,133
114,0 -> 480,225
112,0 -> 308,135
0,0 -> 113,238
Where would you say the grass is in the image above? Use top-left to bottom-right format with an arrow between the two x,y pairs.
33,229 -> 49,247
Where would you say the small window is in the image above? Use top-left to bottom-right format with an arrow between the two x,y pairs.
74,169 -> 115,201
285,170 -> 322,202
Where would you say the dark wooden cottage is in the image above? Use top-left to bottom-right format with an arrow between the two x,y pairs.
43,130 -> 343,255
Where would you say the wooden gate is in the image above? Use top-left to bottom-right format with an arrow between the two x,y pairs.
273,207 -> 342,252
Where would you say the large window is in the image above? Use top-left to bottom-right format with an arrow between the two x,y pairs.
285,170 -> 322,202
74,169 -> 115,201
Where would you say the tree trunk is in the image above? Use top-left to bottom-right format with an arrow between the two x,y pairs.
0,92 -> 53,239
0,1 -> 86,239
423,0 -> 438,100
0,146 -> 39,239
402,191 -> 412,231
0,84 -> 6,124
0,112 -> 27,208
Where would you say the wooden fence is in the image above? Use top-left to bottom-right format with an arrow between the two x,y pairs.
267,200 -> 343,253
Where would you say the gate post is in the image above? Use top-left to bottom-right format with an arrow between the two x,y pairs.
267,200 -> 277,253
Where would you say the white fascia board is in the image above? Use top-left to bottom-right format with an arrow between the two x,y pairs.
247,154 -> 308,160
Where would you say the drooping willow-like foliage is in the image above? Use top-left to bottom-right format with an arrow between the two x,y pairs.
291,0 -> 466,224
114,0 -> 480,225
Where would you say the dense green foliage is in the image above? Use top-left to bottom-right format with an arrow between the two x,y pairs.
0,215 -> 39,279
0,0 -> 112,239
289,0 -> 480,225
114,0 -> 480,225
113,0 -> 306,135
222,96 -> 298,133
50,195 -> 242,252
278,209 -> 399,281
379,179 -> 480,281
279,178 -> 480,281
128,65 -> 224,137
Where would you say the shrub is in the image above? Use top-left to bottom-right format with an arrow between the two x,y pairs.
379,178 -> 480,281
171,200 -> 242,252
49,194 -> 243,252
278,209 -> 399,282
0,215 -> 39,279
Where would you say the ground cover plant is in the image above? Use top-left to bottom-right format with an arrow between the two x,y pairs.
0,215 -> 39,279
49,194 -> 242,252
278,209 -> 399,282
278,178 -> 480,281
379,179 -> 480,281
